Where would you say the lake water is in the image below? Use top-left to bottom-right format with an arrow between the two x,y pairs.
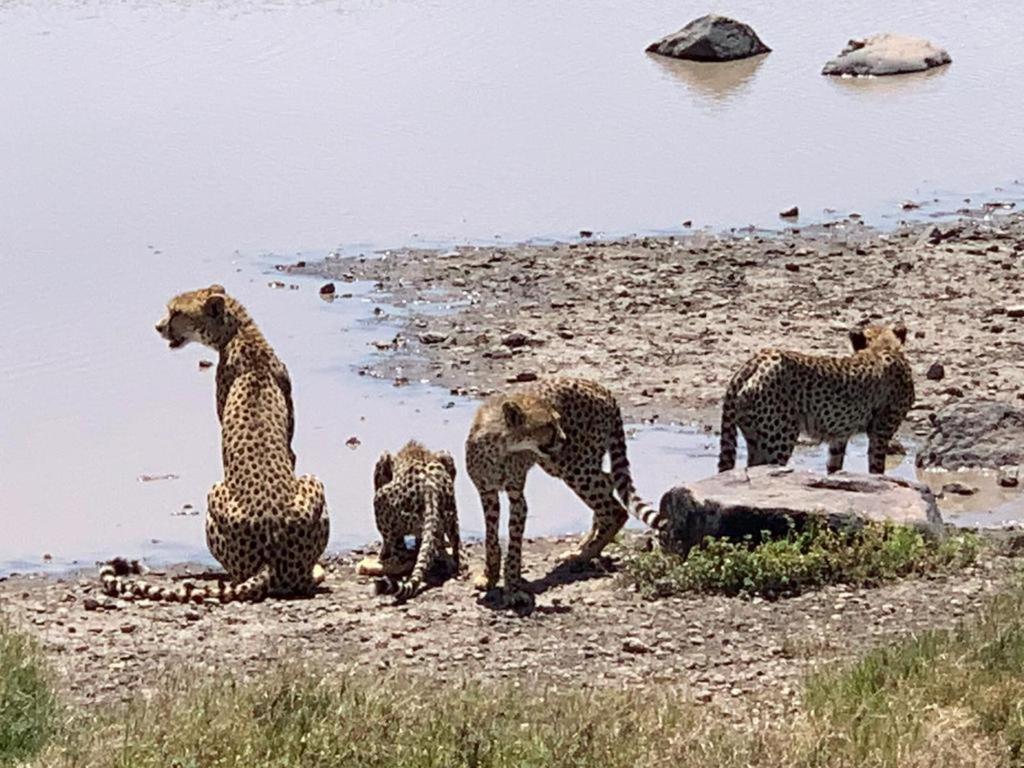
2,0 -> 1022,573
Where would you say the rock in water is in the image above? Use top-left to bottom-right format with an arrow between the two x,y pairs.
646,15 -> 771,62
659,467 -> 944,556
822,34 -> 951,76
917,400 -> 1024,470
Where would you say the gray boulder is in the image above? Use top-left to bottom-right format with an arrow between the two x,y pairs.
822,34 -> 951,76
659,467 -> 944,556
917,400 -> 1024,470
646,15 -> 770,62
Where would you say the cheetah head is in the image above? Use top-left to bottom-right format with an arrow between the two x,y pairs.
155,284 -> 234,350
849,323 -> 908,352
500,395 -> 567,457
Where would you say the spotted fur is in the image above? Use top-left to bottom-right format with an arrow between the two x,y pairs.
465,376 -> 661,606
718,323 -> 914,474
371,441 -> 460,602
101,285 -> 328,603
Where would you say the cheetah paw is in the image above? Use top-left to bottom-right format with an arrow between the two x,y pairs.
472,572 -> 497,592
503,588 -> 534,609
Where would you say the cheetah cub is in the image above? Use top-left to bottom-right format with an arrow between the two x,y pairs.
101,285 -> 329,603
371,441 -> 460,602
466,376 -> 663,606
718,323 -> 914,475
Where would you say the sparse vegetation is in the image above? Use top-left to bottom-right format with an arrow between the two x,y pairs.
621,523 -> 981,599
38,583 -> 1024,767
0,621 -> 57,765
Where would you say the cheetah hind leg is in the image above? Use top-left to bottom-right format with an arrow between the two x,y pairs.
556,472 -> 628,566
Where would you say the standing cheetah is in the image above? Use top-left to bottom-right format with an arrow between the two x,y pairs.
101,285 -> 329,602
718,323 -> 914,475
466,376 -> 663,606
370,441 -> 460,602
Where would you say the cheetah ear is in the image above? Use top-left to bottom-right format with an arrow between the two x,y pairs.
203,294 -> 225,320
438,451 -> 457,480
893,323 -> 908,344
502,401 -> 526,429
207,284 -> 226,294
373,452 -> 394,490
849,327 -> 868,352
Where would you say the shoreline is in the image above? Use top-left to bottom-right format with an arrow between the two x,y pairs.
298,211 -> 1024,434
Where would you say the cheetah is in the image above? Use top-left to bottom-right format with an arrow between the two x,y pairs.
717,323 -> 914,475
369,441 -> 460,602
101,285 -> 329,602
466,376 -> 663,606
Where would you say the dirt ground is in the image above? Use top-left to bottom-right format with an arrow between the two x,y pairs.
299,211 -> 1024,435
1,534 -> 1020,724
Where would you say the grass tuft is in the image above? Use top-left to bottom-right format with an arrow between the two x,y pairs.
622,523 -> 981,599
0,620 -> 58,765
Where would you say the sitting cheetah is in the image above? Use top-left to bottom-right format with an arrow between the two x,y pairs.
101,285 -> 329,602
466,376 -> 663,606
718,323 -> 914,475
370,441 -> 460,602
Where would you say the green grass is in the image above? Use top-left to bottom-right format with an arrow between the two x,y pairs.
0,621 -> 58,765
621,523 -> 981,599
800,584 -> 1024,767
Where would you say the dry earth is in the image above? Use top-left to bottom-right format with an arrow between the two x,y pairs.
1,534 -> 1020,724
300,211 -> 1024,435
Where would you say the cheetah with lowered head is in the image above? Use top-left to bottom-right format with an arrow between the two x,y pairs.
718,323 -> 914,475
101,285 -> 329,602
466,376 -> 663,606
370,440 -> 460,602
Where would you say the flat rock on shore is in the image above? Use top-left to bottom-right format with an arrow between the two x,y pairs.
659,467 -> 945,555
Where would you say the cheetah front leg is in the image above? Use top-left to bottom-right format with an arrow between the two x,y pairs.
502,486 -> 533,607
473,489 -> 501,592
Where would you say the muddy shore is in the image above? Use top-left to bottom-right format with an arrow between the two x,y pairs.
2,533 -> 1021,720
300,212 -> 1024,437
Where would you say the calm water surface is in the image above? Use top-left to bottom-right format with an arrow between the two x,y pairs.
2,0 -> 1022,572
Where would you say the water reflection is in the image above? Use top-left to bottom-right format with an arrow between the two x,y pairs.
825,62 -> 950,94
647,53 -> 768,106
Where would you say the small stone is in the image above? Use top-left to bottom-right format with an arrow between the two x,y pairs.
83,598 -> 100,612
120,623 -> 137,634
508,371 -> 538,383
998,466 -> 1020,488
622,637 -> 652,654
784,263 -> 800,272
941,481 -> 977,496
926,362 -> 945,381
418,332 -> 448,345
319,282 -> 336,296
579,230 -> 594,238
502,332 -> 530,349
779,206 -> 799,219
345,436 -> 361,449
198,359 -> 214,370
1007,306 -> 1024,319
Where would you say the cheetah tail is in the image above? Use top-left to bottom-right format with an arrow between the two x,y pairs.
218,564 -> 272,604
99,559 -> 210,604
609,417 -> 665,532
717,386 -> 739,473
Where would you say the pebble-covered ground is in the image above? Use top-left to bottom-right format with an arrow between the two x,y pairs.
1,535 -> 1019,723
